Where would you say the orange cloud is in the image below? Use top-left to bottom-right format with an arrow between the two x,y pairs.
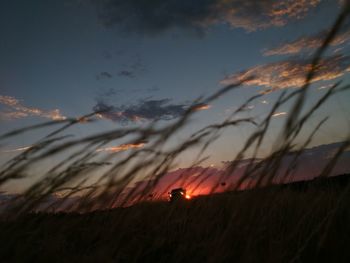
263,28 -> 350,56
193,104 -> 211,111
94,0 -> 321,35
221,55 -> 350,90
0,111 -> 28,119
97,141 -> 146,153
213,0 -> 320,31
0,95 -> 66,121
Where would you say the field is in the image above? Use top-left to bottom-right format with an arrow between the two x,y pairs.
1,176 -> 350,262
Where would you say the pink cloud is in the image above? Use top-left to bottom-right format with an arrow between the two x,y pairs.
220,55 -> 350,90
0,95 -> 66,121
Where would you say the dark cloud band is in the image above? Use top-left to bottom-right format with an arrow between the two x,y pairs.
93,98 -> 188,124
92,0 -> 320,35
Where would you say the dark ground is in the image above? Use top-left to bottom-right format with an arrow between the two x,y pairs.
1,175 -> 350,263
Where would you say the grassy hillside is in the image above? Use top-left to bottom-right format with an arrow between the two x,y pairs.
1,178 -> 350,263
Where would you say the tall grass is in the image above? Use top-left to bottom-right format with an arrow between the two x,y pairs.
0,2 -> 350,216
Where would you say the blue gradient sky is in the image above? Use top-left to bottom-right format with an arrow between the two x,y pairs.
1,1 -> 350,193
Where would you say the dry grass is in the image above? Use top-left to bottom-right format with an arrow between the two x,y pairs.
1,185 -> 350,262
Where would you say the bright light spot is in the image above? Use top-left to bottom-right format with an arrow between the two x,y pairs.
185,194 -> 191,199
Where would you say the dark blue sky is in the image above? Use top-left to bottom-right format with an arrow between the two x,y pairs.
1,0 -> 350,192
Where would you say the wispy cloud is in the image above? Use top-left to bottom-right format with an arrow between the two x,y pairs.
220,54 -> 350,91
0,95 -> 66,121
263,27 -> 350,56
272,111 -> 287,117
96,71 -> 113,80
117,70 -> 135,79
97,141 -> 147,153
93,99 -> 210,124
117,55 -> 146,79
92,0 -> 320,35
193,103 -> 211,111
317,83 -> 336,90
1,145 -> 32,153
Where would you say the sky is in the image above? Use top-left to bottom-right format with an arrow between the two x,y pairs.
1,0 -> 350,194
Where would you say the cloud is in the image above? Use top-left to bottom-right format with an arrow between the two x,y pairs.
220,54 -> 350,90
96,141 -> 147,153
263,27 -> 350,56
96,71 -> 113,80
117,70 -> 135,78
317,83 -> 336,90
92,0 -> 320,35
93,98 -> 201,124
0,111 -> 28,119
193,103 -> 211,111
117,55 -> 146,79
272,111 -> 287,117
0,95 -> 66,121
1,145 -> 32,153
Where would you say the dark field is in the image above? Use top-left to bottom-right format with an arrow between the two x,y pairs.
1,177 -> 350,263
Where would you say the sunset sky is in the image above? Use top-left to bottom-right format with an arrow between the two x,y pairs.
1,0 -> 350,193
